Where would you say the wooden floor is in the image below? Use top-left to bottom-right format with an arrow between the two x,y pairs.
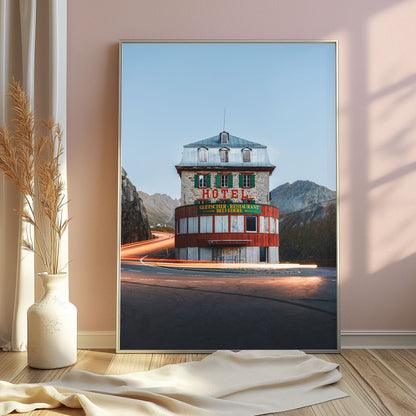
1,349 -> 415,415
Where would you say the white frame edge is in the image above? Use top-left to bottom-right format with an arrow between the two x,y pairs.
116,39 -> 340,353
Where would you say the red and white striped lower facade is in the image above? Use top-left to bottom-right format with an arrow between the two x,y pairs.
175,204 -> 279,263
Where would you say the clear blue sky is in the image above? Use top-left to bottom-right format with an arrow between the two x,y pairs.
121,42 -> 336,200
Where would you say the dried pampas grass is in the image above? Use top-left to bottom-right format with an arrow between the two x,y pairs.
0,79 -> 68,274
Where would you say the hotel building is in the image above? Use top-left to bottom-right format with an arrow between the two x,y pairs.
174,131 -> 279,263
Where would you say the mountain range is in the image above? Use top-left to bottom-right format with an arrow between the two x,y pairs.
138,191 -> 180,226
271,181 -> 336,266
270,180 -> 335,214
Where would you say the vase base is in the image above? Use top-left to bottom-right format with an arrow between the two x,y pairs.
28,357 -> 77,370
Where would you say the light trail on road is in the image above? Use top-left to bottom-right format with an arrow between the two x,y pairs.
121,269 -> 335,316
121,232 -> 175,257
121,232 -> 318,270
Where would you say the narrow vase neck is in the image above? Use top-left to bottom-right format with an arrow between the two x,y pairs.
39,273 -> 68,301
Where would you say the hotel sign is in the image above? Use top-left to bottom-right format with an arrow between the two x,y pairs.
197,203 -> 261,215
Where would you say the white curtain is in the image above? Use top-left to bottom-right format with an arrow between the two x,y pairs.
0,0 -> 67,351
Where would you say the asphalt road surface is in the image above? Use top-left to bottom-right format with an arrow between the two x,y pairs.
120,262 -> 337,351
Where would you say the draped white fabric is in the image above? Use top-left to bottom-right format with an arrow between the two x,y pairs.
0,0 -> 67,352
0,350 -> 348,415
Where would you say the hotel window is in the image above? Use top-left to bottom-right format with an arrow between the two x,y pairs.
188,217 -> 198,234
265,217 -> 270,233
246,216 -> 257,232
215,215 -> 229,233
194,173 -> 210,188
220,148 -> 229,162
179,217 -> 187,234
230,215 -> 244,232
259,216 -> 266,233
270,217 -> 276,234
220,132 -> 229,144
221,174 -> 229,188
216,173 -> 233,188
259,217 -> 269,233
200,216 -> 213,233
199,175 -> 207,188
242,148 -> 251,162
239,173 -> 255,188
198,147 -> 208,162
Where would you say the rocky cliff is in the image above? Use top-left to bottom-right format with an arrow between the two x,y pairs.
121,169 -> 152,244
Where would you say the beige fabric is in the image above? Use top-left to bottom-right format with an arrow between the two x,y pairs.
0,350 -> 347,415
0,0 -> 68,352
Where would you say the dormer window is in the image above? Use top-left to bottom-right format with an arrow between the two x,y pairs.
242,148 -> 251,162
220,132 -> 229,144
220,147 -> 229,163
198,147 -> 208,162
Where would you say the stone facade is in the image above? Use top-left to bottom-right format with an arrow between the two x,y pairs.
180,171 -> 270,206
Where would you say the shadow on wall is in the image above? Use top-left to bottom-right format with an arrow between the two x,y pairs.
338,0 -> 416,330
343,252 -> 416,329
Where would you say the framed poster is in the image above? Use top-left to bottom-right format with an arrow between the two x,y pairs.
117,41 -> 339,352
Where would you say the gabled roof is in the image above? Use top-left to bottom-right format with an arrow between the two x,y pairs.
184,132 -> 266,149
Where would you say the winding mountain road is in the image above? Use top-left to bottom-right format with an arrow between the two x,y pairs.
121,232 -> 175,260
119,234 -> 337,351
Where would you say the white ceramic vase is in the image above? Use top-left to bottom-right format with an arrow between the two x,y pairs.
27,273 -> 77,369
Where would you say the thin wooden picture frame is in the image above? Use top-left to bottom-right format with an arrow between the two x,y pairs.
117,40 -> 339,353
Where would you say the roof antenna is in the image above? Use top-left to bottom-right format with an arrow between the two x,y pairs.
223,107 -> 226,131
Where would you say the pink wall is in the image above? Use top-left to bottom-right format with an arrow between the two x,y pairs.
67,0 -> 416,331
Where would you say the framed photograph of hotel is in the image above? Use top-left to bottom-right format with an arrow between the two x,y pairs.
117,41 -> 339,352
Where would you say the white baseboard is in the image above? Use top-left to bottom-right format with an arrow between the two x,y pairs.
340,331 -> 416,349
77,331 -> 416,350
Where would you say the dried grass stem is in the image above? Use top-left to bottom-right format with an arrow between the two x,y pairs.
0,80 -> 68,274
